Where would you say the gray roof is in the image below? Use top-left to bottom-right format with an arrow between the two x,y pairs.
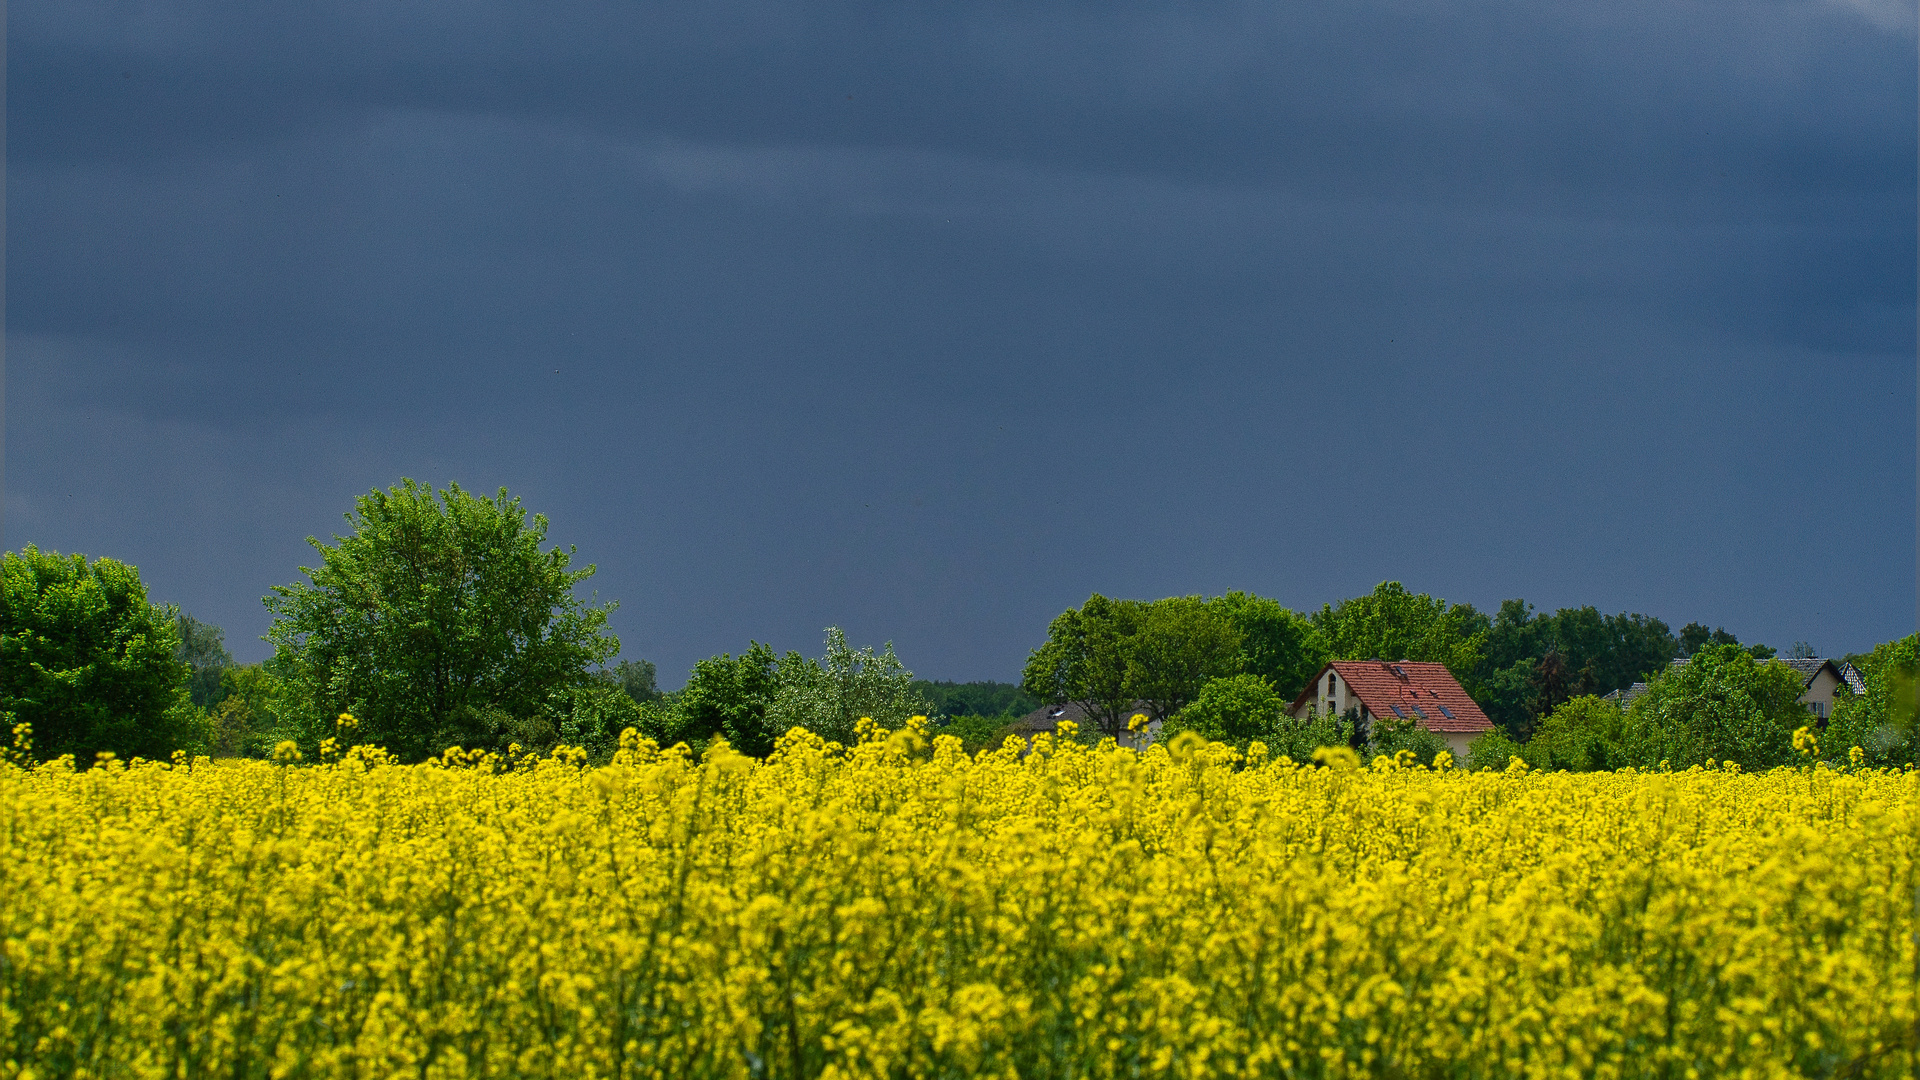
1661,656 -> 1860,694
1602,682 -> 1651,708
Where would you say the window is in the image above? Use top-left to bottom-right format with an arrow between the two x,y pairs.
1809,701 -> 1828,719
1409,704 -> 1428,719
1438,705 -> 1455,720
1390,706 -> 1407,718
1327,675 -> 1337,697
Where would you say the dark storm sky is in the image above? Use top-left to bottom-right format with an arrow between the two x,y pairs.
7,0 -> 1916,682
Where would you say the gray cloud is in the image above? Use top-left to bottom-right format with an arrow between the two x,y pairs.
7,0 -> 1913,677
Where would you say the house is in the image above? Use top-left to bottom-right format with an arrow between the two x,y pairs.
1287,660 -> 1494,759
1601,657 -> 1867,723
1013,700 -> 1160,749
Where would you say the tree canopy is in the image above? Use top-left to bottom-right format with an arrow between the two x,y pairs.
263,479 -> 619,761
1021,594 -> 1245,737
1619,644 -> 1810,769
652,629 -> 932,755
1310,582 -> 1485,677
2,546 -> 192,761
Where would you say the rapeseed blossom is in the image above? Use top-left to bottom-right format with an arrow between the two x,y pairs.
1,722 -> 1914,1078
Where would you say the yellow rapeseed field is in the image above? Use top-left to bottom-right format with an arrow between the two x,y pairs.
2,718 -> 1916,1080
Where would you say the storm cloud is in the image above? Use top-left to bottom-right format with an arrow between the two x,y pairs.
7,0 -> 1914,679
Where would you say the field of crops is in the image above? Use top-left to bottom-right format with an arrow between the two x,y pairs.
3,721 -> 1916,1080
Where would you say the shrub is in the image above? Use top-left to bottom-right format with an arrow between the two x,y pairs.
1525,694 -> 1628,771
1619,644 -> 1810,769
1465,730 -> 1525,771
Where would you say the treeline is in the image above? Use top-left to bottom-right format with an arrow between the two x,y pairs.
4,478 -> 1913,771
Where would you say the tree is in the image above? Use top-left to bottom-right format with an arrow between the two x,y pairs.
1620,644 -> 1810,769
1022,594 -> 1146,738
1127,596 -> 1242,722
599,658 -> 660,704
1209,592 -> 1327,700
766,628 -> 932,748
667,642 -> 785,754
263,480 -> 619,761
1311,582 -> 1485,677
175,613 -> 234,709
1524,695 -> 1628,771
1678,622 -> 1739,658
912,680 -> 1038,720
1163,673 -> 1353,761
2,546 -> 195,761
204,662 -> 290,758
1163,673 -> 1284,746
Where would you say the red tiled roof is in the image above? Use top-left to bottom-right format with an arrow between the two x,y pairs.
1289,660 -> 1494,734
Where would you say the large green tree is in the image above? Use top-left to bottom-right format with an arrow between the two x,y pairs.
2,546 -> 194,761
1620,644 -> 1810,769
1127,596 -> 1242,723
263,480 -> 619,761
1021,594 -> 1146,738
1311,581 -> 1485,677
1210,591 -> 1326,700
665,642 -> 785,753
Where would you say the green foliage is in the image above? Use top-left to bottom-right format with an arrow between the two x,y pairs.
1,546 -> 194,762
263,479 -> 619,761
1311,582 -> 1485,678
1164,674 -> 1285,747
1620,645 -> 1810,770
765,628 -> 932,749
550,682 -> 644,760
934,713 -> 1016,755
174,613 -> 234,709
1465,730 -> 1526,771
1469,599 -> 1678,738
1023,594 -> 1246,738
597,658 -> 660,705
1524,695 -> 1628,771
1677,621 -> 1772,661
1022,594 -> 1148,738
666,642 -> 785,754
1823,634 -> 1919,767
1164,675 -> 1351,761
913,680 -> 1038,720
1474,658 -> 1538,740
656,629 -> 932,756
204,663 -> 292,758
1209,592 -> 1327,700
1365,712 -> 1450,766
1127,596 -> 1242,723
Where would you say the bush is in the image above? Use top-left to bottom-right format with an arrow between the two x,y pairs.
765,629 -> 931,747
1165,676 -> 1356,762
1365,712 -> 1449,766
1165,674 -> 1285,747
1619,645 -> 1809,769
1465,730 -> 1525,771
1,546 -> 195,761
935,713 -> 1016,755
1525,694 -> 1628,771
